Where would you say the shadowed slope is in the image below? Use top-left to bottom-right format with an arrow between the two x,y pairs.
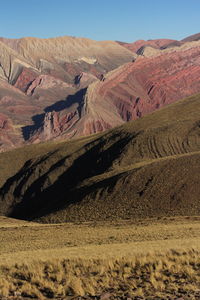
0,93 -> 200,222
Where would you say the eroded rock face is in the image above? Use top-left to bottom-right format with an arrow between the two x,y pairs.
84,46 -> 200,122
0,36 -> 135,85
30,110 -> 80,142
26,74 -> 72,96
0,35 -> 136,150
30,43 -> 200,142
14,68 -> 38,92
0,34 -> 200,149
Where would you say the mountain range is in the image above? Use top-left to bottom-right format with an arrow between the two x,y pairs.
0,33 -> 200,152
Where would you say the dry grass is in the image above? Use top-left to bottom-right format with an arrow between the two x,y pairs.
1,216 -> 200,260
1,249 -> 200,299
0,217 -> 200,298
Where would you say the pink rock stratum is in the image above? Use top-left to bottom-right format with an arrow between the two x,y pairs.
0,34 -> 200,149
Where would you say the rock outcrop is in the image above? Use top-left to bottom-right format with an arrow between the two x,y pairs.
14,68 -> 38,92
26,74 -> 72,96
74,72 -> 97,88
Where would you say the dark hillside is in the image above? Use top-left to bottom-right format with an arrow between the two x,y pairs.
0,93 -> 200,222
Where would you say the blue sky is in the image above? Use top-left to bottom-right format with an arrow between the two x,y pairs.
1,0 -> 200,42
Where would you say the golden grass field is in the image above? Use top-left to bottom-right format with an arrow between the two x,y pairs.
1,216 -> 200,299
1,95 -> 200,298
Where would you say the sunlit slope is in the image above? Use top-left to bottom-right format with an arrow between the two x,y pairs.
0,93 -> 200,222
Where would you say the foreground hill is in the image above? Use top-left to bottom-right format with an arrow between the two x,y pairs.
0,93 -> 200,222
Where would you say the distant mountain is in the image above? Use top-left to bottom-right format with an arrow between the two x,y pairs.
0,34 -> 200,151
181,32 -> 200,42
1,93 -> 200,222
117,32 -> 200,52
30,40 -> 200,143
117,38 -> 176,53
0,36 -> 135,151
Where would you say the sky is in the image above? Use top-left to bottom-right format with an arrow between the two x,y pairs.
1,0 -> 200,42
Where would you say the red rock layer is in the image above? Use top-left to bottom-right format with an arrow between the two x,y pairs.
14,68 -> 38,92
31,45 -> 200,142
91,46 -> 200,121
1,34 -> 200,149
